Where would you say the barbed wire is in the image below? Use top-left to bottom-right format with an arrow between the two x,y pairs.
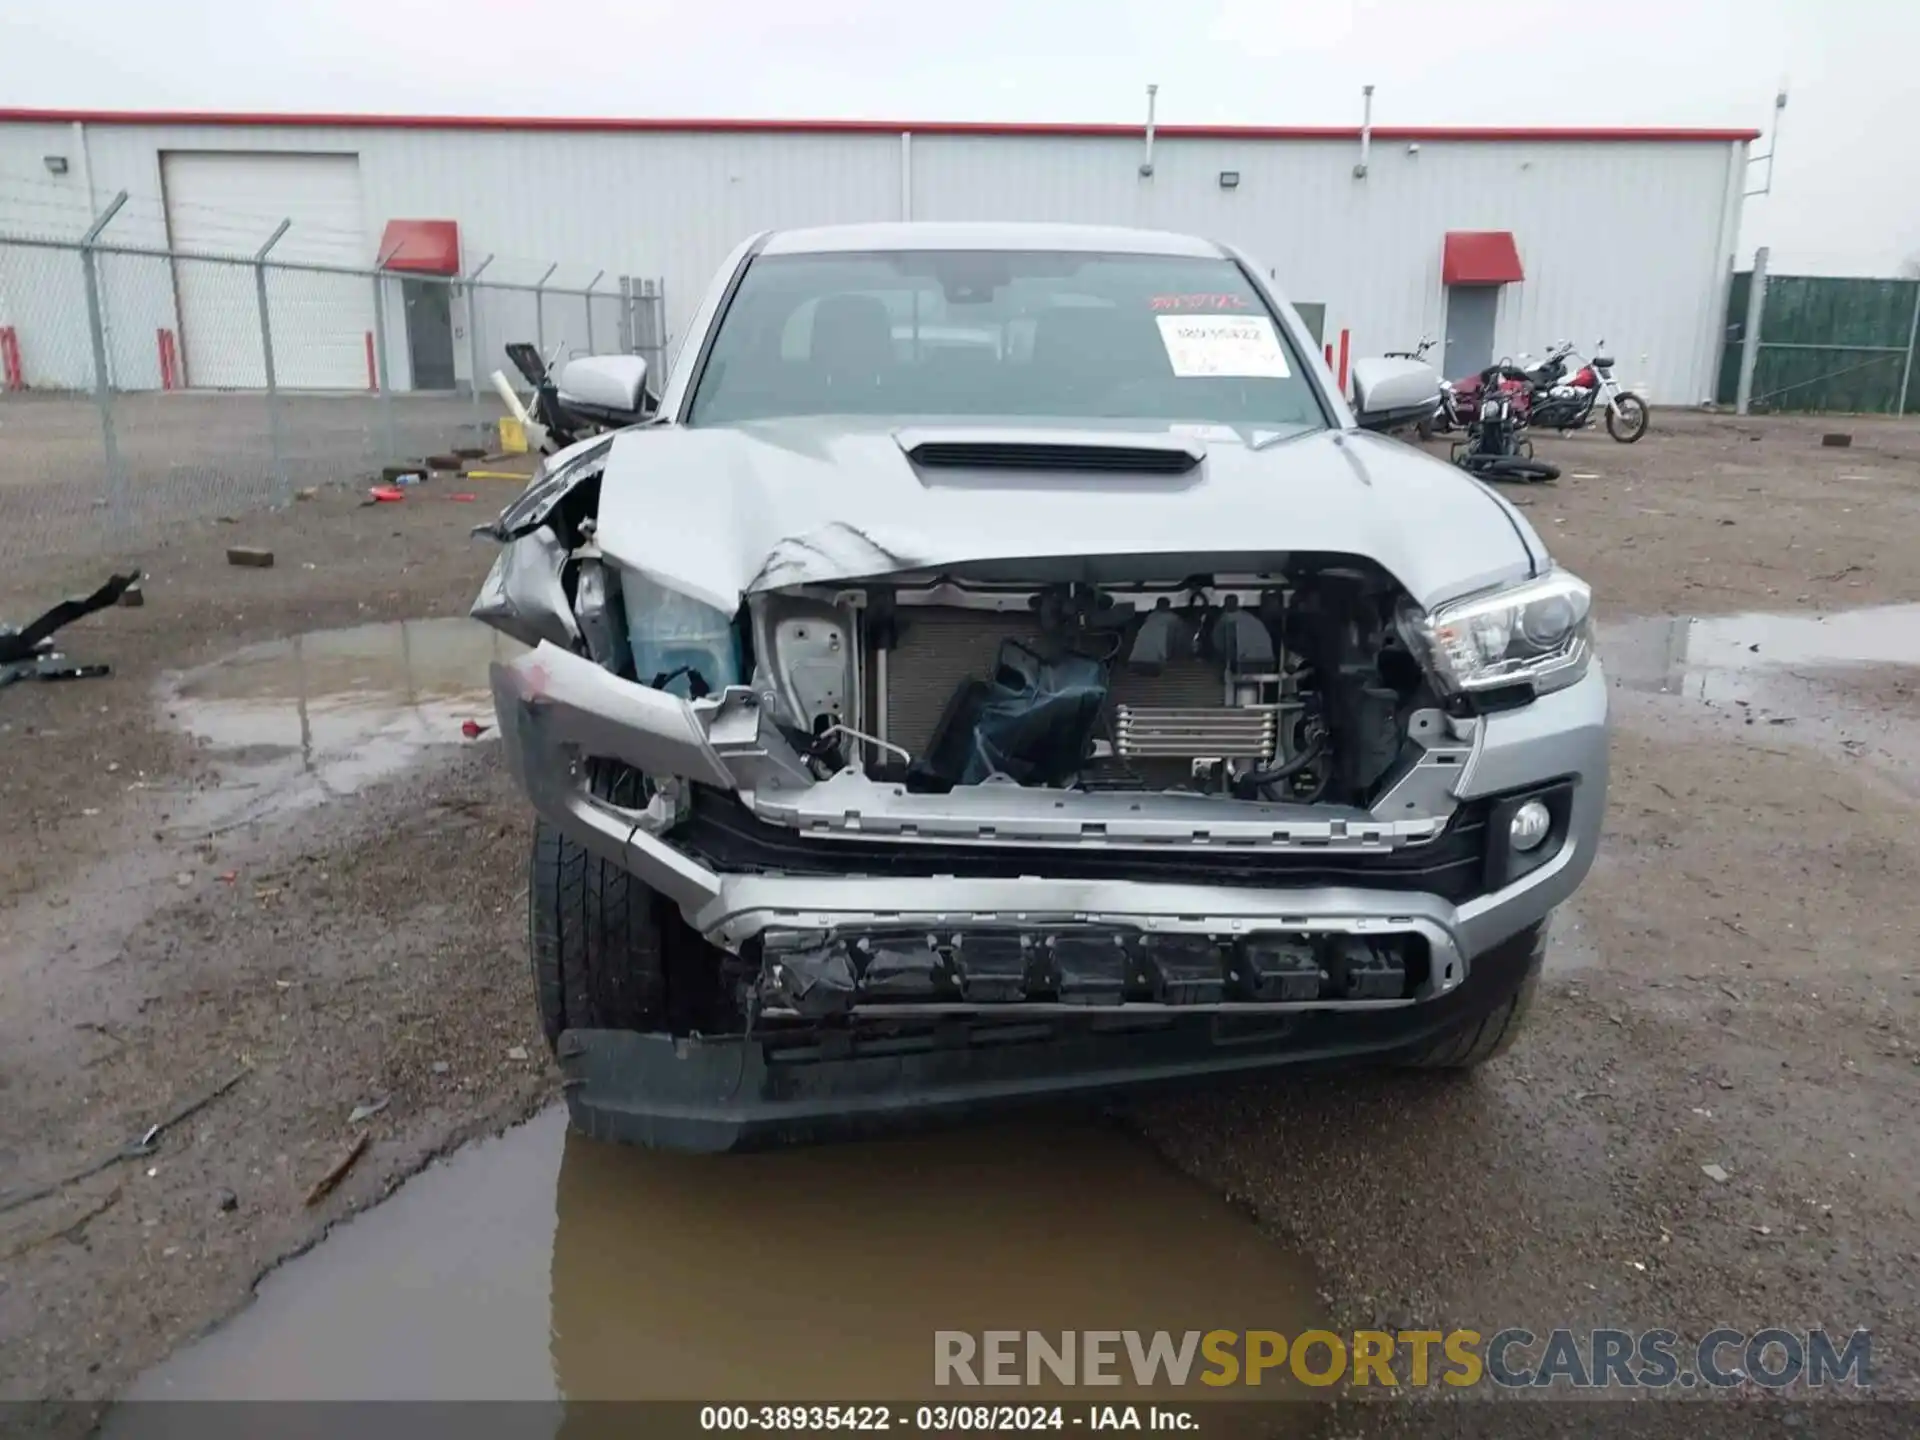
0,166 -> 629,281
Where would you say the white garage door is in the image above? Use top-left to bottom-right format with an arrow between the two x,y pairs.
163,152 -> 374,390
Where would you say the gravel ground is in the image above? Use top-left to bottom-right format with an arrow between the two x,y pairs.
0,391 -> 505,565
1,410 -> 1917,1429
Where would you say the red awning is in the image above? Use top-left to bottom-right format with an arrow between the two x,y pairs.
377,219 -> 461,275
1442,230 -> 1524,286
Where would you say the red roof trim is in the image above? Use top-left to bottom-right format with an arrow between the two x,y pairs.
0,108 -> 1762,143
1443,231 -> 1526,286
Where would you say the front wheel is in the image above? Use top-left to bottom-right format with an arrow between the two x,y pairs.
1461,454 -> 1561,483
1400,967 -> 1540,1069
1400,922 -> 1546,1069
528,763 -> 728,1051
1606,394 -> 1650,443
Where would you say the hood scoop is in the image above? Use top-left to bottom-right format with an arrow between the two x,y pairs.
895,427 -> 1204,476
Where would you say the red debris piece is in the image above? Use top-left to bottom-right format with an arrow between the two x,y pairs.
446,492 -> 477,503
460,719 -> 490,739
368,485 -> 406,503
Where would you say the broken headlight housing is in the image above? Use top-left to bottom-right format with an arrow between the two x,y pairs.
1407,571 -> 1592,698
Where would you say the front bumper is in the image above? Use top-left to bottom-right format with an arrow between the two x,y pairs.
489,643 -> 1609,969
492,648 -> 1602,1150
558,919 -> 1549,1152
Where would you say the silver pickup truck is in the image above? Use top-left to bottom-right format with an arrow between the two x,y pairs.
472,222 -> 1609,1152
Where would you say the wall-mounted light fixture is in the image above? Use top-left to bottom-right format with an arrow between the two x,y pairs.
44,155 -> 69,175
1219,170 -> 1240,189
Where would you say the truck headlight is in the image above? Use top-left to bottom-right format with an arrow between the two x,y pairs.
1410,571 -> 1592,697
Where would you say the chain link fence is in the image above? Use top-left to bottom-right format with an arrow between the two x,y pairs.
0,210 -> 665,567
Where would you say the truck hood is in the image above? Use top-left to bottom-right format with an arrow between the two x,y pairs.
594,418 -> 1544,613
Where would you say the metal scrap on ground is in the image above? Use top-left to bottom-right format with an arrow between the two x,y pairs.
0,571 -> 142,689
0,1065 -> 251,1216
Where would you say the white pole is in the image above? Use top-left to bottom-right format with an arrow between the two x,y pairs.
1735,246 -> 1769,415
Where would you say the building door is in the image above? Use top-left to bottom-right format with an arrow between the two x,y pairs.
161,151 -> 372,390
1292,302 -> 1326,348
1443,285 -> 1500,377
403,280 -> 456,390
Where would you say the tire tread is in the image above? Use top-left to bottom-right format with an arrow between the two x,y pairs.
1401,930 -> 1545,1070
528,763 -> 670,1052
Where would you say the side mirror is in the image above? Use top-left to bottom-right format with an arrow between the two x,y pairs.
1350,357 -> 1442,433
555,355 -> 652,423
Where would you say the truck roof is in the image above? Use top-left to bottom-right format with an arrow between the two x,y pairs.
757,222 -> 1227,258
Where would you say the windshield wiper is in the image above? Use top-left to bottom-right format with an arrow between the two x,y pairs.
1248,422 -> 1318,451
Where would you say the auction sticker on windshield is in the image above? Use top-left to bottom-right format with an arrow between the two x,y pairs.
1155,314 -> 1293,378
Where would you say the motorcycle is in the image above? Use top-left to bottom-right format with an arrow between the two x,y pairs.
1369,337 -> 1448,437
1521,340 -> 1650,443
1435,339 -> 1649,444
1448,359 -> 1561,483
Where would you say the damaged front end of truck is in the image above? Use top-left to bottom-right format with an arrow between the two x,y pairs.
472,419 -> 1607,1152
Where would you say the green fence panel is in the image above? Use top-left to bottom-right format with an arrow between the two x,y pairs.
1763,276 -> 1914,350
1751,346 -> 1907,415
1717,269 -> 1920,415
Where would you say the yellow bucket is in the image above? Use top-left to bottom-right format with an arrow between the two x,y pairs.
498,416 -> 528,455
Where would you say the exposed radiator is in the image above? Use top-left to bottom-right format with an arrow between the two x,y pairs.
1113,706 -> 1277,761
879,608 -> 1241,763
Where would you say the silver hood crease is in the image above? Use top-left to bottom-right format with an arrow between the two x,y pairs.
590,418 -> 1547,612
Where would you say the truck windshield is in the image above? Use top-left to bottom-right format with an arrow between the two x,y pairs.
685,250 -> 1327,433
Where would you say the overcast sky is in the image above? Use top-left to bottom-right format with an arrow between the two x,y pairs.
2,0 -> 1913,274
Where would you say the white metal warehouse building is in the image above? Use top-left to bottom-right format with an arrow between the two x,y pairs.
0,108 -> 1758,404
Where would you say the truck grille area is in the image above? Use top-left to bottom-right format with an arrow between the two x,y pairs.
1113,705 -> 1277,760
672,792 -> 1491,902
882,608 -> 1231,760
756,925 -> 1433,1018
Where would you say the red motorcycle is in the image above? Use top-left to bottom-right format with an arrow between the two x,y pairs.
1424,351 -> 1540,438
1446,360 -> 1561,483
1424,340 -> 1648,443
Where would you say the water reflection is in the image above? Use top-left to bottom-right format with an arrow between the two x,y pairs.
157,617 -> 520,828
117,1108 -> 1320,1417
1599,603 -> 1920,780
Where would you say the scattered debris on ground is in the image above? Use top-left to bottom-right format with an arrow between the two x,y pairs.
0,570 -> 142,689
303,1134 -> 372,1208
0,1066 -> 250,1217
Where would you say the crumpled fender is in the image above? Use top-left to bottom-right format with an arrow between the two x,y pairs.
470,526 -> 580,652
472,432 -> 617,544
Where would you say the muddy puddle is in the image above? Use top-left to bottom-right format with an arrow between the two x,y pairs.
157,616 -> 521,831
1600,602 -> 1920,785
114,1108 -> 1319,1414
